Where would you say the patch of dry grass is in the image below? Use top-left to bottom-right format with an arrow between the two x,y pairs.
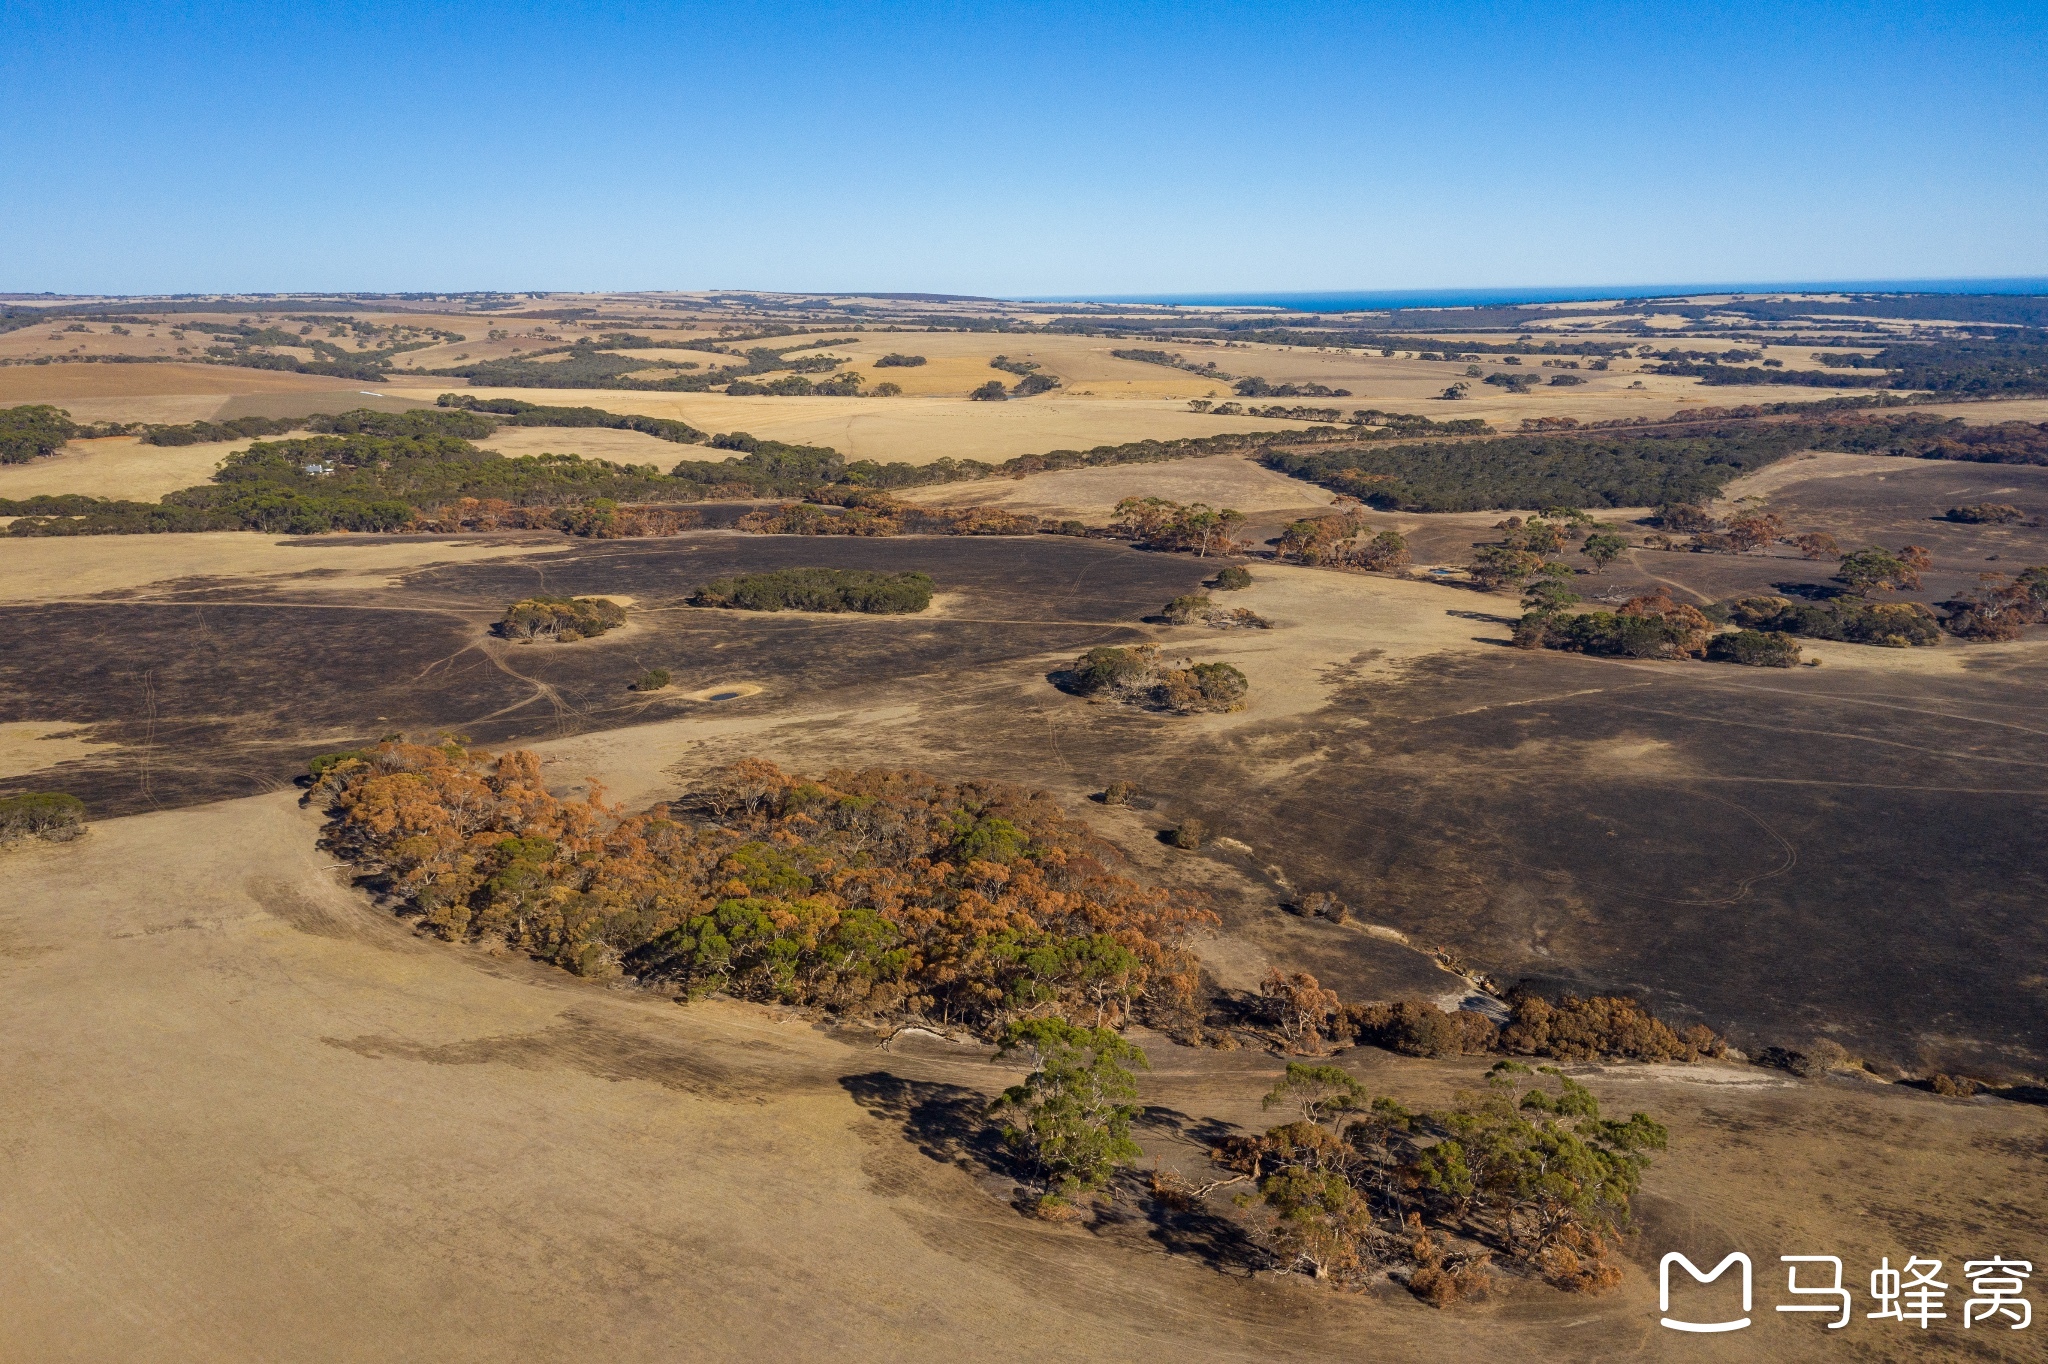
0,435 -> 245,502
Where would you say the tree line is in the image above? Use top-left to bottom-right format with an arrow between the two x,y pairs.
314,744 -> 1216,1029
0,416 -> 1385,538
1260,413 -> 2048,513
437,394 -> 709,443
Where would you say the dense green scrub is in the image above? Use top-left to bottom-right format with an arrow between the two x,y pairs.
687,568 -> 934,613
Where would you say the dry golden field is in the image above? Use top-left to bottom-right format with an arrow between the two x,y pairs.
3,641 -> 2040,1363
376,385 -> 1296,462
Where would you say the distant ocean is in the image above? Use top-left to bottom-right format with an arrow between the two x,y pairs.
1035,278 -> 2048,313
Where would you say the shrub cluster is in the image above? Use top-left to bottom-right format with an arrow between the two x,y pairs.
1523,589 -> 1714,660
0,791 -> 87,843
1943,503 -> 2025,524
1161,592 -> 1269,629
1723,594 -> 1942,648
1065,644 -> 1249,714
496,596 -> 626,642
1704,629 -> 1804,667
1267,974 -> 1726,1067
687,567 -> 934,614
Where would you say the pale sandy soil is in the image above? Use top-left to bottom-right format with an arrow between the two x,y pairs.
0,435 -> 245,501
0,533 -> 571,603
0,721 -> 118,780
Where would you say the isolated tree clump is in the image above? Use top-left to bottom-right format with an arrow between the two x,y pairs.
496,595 -> 626,642
1211,564 -> 1253,591
1943,503 -> 2024,524
1834,543 -> 1931,596
314,743 -> 1216,1031
1161,592 -> 1269,629
1579,532 -> 1628,571
0,791 -> 88,843
873,353 -> 927,368
1066,644 -> 1248,714
688,567 -> 933,614
1276,510 -> 1410,571
1111,496 -> 1249,557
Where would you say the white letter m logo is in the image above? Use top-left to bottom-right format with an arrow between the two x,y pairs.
1661,1252 -> 1753,1333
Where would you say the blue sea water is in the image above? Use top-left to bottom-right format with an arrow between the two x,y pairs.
1035,278 -> 2048,313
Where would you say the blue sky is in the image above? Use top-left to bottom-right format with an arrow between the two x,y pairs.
2,1 -> 2043,295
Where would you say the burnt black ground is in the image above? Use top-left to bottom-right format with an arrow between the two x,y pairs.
0,534 -> 1208,813
6,459 -> 2047,1075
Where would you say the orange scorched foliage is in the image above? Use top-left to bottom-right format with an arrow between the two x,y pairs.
316,742 -> 1214,1031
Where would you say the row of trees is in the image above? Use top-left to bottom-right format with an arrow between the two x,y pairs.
1261,414 -> 2048,514
437,394 -> 708,443
735,495 -> 1043,537
1110,348 -> 1234,379
1160,592 -> 1269,629
1647,503 -> 1841,560
999,1032 -> 1673,1297
1233,377 -> 1352,398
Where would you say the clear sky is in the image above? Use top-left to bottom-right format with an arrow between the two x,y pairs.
2,1 -> 2043,296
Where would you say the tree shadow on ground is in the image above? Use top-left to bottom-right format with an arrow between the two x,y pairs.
1114,1104 -> 1273,1276
839,1071 -> 1026,1179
